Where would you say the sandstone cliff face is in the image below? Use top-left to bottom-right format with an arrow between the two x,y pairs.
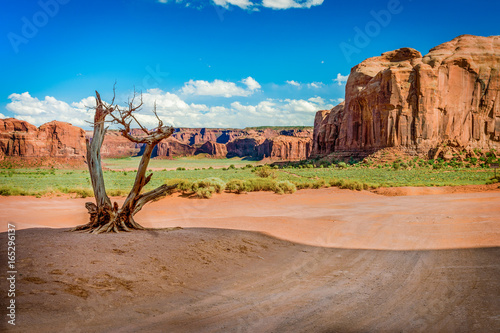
226,137 -> 266,158
156,138 -> 196,158
257,136 -> 312,160
195,141 -> 228,158
95,127 -> 313,159
0,118 -> 85,159
1,117 -> 314,161
312,35 -> 500,158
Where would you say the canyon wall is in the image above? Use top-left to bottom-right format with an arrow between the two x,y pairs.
312,35 -> 500,158
0,118 -> 86,161
97,127 -> 313,160
1,118 -> 313,161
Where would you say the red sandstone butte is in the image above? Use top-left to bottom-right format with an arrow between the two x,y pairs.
0,118 -> 85,159
312,35 -> 500,158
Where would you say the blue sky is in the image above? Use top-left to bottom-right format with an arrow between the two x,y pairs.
1,0 -> 499,129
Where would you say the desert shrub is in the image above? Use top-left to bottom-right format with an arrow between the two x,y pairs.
107,189 -> 128,197
245,178 -> 277,192
195,187 -> 214,198
486,178 -> 499,185
226,179 -> 247,193
311,178 -> 327,189
392,162 -> 401,170
274,180 -> 296,194
197,177 -> 226,194
229,164 -> 236,169
337,162 -> 348,169
57,187 -> 93,198
164,179 -> 194,194
72,188 -> 93,198
0,186 -> 22,196
255,165 -> 276,178
328,178 -> 367,191
432,163 -> 443,170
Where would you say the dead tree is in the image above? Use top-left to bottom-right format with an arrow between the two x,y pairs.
73,90 -> 175,233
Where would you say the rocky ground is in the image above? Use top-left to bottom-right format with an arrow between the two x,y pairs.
0,187 -> 499,332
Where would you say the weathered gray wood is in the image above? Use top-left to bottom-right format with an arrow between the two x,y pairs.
72,90 -> 175,233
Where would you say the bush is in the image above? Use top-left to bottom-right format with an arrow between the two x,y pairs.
274,180 -> 296,194
164,179 -> 194,194
245,178 -> 278,192
226,179 -> 247,193
107,189 -> 128,197
337,162 -> 348,169
311,178 -> 326,189
197,177 -> 226,194
255,165 -> 276,178
432,163 -> 443,170
486,178 -> 499,185
195,187 -> 214,198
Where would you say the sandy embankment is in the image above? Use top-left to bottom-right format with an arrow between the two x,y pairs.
0,187 -> 499,332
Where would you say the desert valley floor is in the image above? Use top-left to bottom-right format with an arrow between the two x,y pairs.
1,187 -> 499,332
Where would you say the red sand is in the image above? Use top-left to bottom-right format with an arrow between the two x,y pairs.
1,187 -> 499,250
1,187 -> 499,332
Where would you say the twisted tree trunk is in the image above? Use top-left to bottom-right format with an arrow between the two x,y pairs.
73,91 -> 175,233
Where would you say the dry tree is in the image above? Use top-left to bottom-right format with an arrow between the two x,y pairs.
73,89 -> 176,233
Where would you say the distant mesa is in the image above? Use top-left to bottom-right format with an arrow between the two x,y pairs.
312,34 -> 500,160
0,117 -> 313,163
95,127 -> 314,160
0,118 -> 86,165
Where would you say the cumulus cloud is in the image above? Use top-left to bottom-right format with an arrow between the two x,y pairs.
261,0 -> 323,9
241,76 -> 261,91
181,77 -> 260,97
213,0 -> 253,9
286,80 -> 301,87
157,0 -> 324,10
6,88 -> 333,129
307,82 -> 323,89
333,73 -> 349,86
0,113 -> 5,119
6,92 -> 94,127
308,96 -> 324,104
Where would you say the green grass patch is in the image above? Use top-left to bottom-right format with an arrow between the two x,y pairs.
0,158 -> 496,197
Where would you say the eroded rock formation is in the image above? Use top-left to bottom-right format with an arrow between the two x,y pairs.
258,136 -> 312,160
195,141 -> 228,158
156,138 -> 197,158
0,118 -> 85,159
312,35 -> 500,158
1,118 -> 313,161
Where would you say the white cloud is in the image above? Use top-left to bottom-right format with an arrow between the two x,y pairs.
6,87 -> 333,129
308,96 -> 324,104
307,82 -> 323,89
262,0 -> 323,9
213,0 -> 253,9
0,113 -> 5,119
6,92 -> 94,127
286,80 -> 301,87
334,73 -> 349,86
331,98 -> 344,104
241,76 -> 261,91
181,77 -> 260,97
158,0 -> 324,10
